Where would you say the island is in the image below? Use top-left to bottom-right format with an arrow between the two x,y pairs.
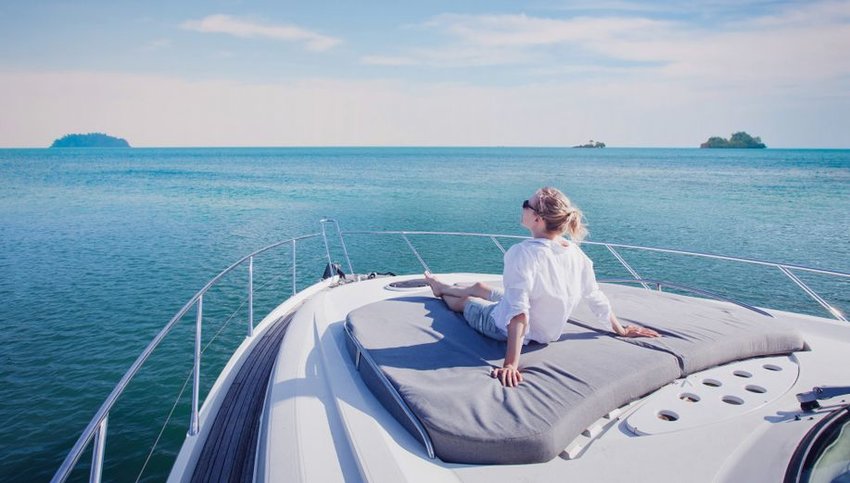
700,131 -> 765,149
573,140 -> 606,148
50,132 -> 131,148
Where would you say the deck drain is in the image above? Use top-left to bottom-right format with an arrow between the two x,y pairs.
733,370 -> 753,378
679,393 -> 701,403
745,385 -> 767,394
722,395 -> 744,405
657,410 -> 679,421
763,364 -> 783,371
702,378 -> 722,387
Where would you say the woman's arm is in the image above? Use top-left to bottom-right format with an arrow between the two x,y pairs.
579,249 -> 658,338
491,313 -> 527,387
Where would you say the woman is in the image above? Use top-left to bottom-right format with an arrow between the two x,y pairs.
424,187 -> 660,388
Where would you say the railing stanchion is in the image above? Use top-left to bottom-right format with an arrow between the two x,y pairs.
320,220 -> 333,269
401,233 -> 430,273
606,245 -> 651,290
778,266 -> 847,322
89,415 -> 108,483
336,225 -> 355,277
248,256 -> 254,337
292,240 -> 297,296
189,295 -> 202,436
490,236 -> 506,255
321,219 -> 355,278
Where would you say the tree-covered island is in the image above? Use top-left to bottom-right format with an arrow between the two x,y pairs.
50,132 -> 131,148
700,131 -> 766,149
573,140 -> 606,148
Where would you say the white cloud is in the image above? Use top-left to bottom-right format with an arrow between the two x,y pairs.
365,2 -> 850,89
427,13 -> 670,48
181,14 -> 341,51
361,55 -> 418,66
741,0 -> 850,28
140,38 -> 171,52
368,12 -> 677,67
545,0 -> 667,13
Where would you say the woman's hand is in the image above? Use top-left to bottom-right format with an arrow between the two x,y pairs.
620,325 -> 660,338
491,364 -> 524,387
610,314 -> 660,338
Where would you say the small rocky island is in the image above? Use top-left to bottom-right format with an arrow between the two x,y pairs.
50,132 -> 130,148
573,140 -> 606,148
700,131 -> 765,149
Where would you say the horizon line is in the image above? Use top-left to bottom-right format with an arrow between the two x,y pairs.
1,145 -> 848,150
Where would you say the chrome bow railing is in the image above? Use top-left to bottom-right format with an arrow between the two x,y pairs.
54,223 -> 848,483
52,233 -> 321,483
340,230 -> 848,322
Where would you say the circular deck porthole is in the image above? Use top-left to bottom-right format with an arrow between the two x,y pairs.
702,378 -> 722,387
733,370 -> 753,378
657,410 -> 679,421
746,385 -> 767,394
722,395 -> 744,405
385,279 -> 429,291
679,393 -> 701,403
763,364 -> 783,372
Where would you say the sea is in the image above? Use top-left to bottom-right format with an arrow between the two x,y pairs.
1,147 -> 848,482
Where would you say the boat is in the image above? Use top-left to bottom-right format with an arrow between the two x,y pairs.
52,219 -> 850,482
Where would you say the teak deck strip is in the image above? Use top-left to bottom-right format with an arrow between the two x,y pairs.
191,311 -> 295,483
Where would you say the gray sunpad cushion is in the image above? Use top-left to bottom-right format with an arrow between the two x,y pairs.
569,284 -> 806,375
345,296 -> 681,464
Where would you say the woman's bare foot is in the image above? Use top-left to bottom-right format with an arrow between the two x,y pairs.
423,271 -> 444,297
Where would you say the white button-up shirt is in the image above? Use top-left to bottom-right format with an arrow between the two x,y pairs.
491,238 -> 613,343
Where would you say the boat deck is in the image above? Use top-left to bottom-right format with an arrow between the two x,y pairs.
254,274 -> 850,483
190,311 -> 295,483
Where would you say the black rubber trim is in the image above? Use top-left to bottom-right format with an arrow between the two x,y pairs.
784,405 -> 850,482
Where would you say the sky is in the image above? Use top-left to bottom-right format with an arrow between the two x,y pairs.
0,0 -> 848,148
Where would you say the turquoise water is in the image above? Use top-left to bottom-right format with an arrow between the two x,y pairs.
1,147 -> 848,481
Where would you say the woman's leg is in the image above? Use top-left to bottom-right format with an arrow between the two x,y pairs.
441,294 -> 467,312
423,272 -> 492,299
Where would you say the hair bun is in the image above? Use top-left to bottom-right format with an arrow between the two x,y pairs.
536,187 -> 588,241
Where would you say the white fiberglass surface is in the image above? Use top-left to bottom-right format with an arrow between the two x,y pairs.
626,355 -> 800,435
263,274 -> 850,483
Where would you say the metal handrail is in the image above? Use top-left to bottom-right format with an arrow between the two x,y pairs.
52,233 -> 321,483
55,226 -> 848,482
598,278 -> 775,318
341,230 -> 850,279
341,230 -> 847,321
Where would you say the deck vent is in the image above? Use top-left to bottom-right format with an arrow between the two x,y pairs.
722,395 -> 744,405
702,378 -> 722,387
386,279 -> 429,289
733,370 -> 753,378
657,410 -> 679,421
679,393 -> 700,403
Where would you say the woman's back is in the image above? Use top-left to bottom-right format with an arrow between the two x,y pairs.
492,239 -> 610,343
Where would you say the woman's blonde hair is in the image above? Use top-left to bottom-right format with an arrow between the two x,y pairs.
535,187 -> 588,241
